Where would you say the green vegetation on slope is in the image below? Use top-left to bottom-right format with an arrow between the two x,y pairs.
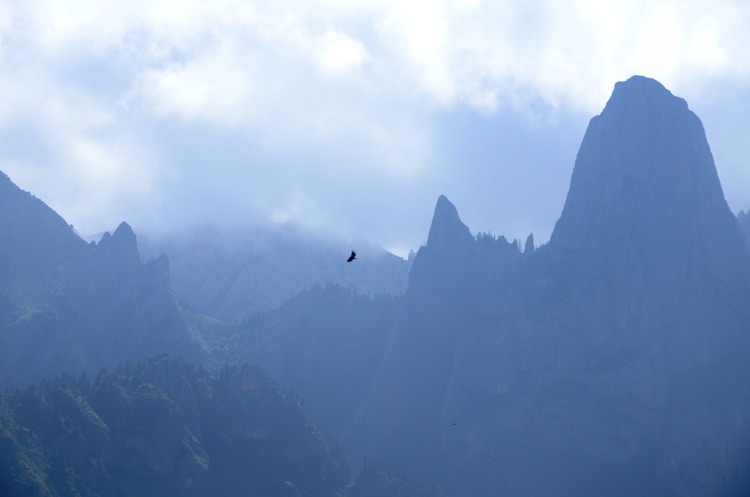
0,356 -> 350,497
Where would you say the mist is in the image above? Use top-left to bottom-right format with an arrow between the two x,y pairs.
1,1 -> 749,256
2,2 -> 750,496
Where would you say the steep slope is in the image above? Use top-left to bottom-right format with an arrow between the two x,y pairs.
552,76 -> 748,306
347,77 -> 750,497
0,171 -> 203,386
0,171 -> 86,307
345,196 -> 523,479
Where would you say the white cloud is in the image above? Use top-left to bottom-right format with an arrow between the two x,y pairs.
1,0 -> 749,244
127,43 -> 253,125
314,29 -> 369,77
7,0 -> 750,115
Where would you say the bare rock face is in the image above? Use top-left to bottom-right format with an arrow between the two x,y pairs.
347,77 -> 750,497
346,195 -> 522,479
552,75 -> 748,294
544,75 -> 750,371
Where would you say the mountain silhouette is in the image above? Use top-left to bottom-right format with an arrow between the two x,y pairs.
344,76 -> 750,497
0,171 -> 203,386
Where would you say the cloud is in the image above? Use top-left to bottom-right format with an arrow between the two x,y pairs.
314,29 -> 369,77
127,43 -> 253,125
8,1 -> 750,113
0,0 -> 749,247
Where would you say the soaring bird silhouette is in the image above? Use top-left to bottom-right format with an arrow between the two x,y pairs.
347,250 -> 357,262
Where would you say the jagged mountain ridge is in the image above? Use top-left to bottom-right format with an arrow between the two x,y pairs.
344,76 -> 750,496
0,172 -> 203,386
2,75 -> 749,497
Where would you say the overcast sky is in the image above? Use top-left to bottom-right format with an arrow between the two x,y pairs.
1,0 -> 749,256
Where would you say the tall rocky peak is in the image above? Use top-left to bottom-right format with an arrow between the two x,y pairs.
550,75 -> 747,287
96,221 -> 141,270
426,195 -> 473,249
408,195 -> 475,289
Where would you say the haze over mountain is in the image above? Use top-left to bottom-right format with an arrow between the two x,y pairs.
1,75 -> 749,497
0,171 -> 203,386
342,76 -> 750,496
139,227 -> 411,321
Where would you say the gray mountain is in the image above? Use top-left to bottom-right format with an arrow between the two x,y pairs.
739,210 -> 750,247
0,171 -> 203,386
139,226 -> 411,321
230,284 -> 401,439
345,76 -> 750,497
344,195 -> 523,482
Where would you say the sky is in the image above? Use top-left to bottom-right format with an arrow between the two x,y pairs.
1,0 -> 749,256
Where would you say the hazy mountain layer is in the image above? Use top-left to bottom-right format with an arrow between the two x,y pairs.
3,75 -> 750,497
0,172 -> 203,386
228,284 -> 401,439
139,226 -> 411,321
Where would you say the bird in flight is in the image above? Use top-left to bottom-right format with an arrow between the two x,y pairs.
347,250 -> 357,262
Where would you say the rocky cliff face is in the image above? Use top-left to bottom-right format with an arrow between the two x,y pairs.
552,76 -> 748,306
345,196 -> 523,479
346,77 -> 750,497
0,172 -> 203,386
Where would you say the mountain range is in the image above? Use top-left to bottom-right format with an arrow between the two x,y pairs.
340,76 -> 750,496
1,75 -> 749,496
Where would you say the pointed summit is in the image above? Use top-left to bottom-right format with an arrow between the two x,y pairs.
96,221 -> 141,270
550,75 -> 747,286
426,195 -> 473,249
